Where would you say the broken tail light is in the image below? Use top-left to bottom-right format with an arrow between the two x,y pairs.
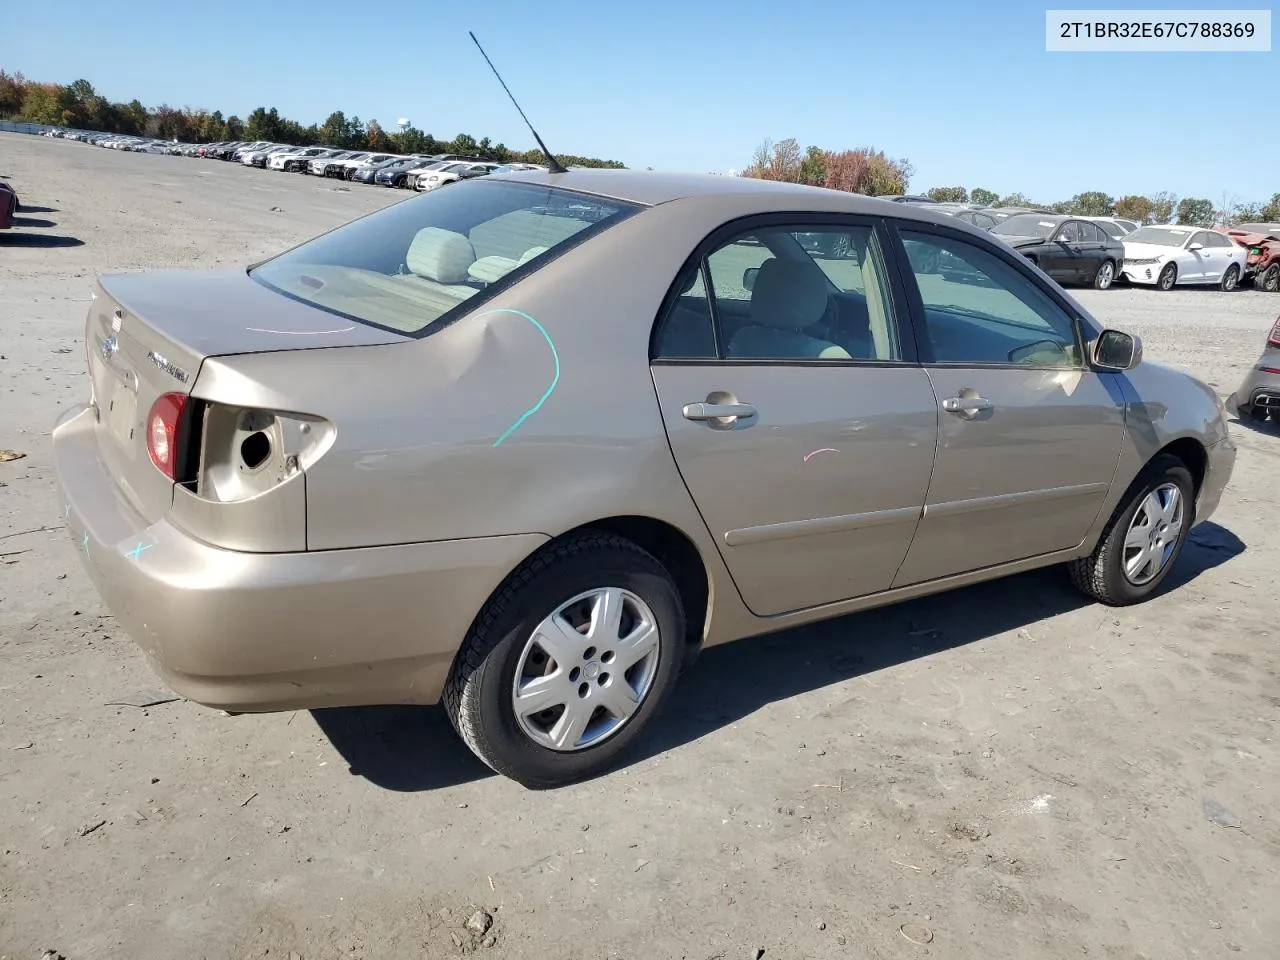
1269,316 -> 1280,349
146,392 -> 191,480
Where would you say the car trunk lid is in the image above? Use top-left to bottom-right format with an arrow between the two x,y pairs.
85,268 -> 408,523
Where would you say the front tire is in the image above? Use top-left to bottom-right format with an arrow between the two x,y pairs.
443,532 -> 686,789
1068,454 -> 1195,606
1157,262 -> 1178,291
1093,259 -> 1116,290
1220,264 -> 1240,292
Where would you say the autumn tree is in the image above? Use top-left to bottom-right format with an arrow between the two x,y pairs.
1113,195 -> 1153,222
927,186 -> 968,203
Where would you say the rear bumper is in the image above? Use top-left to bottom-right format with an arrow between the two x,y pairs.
52,403 -> 547,713
1226,363 -> 1280,418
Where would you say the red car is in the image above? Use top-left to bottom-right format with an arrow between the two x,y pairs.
0,181 -> 17,230
1218,227 -> 1280,292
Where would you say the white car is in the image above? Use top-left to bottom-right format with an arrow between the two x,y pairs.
329,152 -> 400,179
267,146 -> 333,172
413,161 -> 500,192
1087,216 -> 1140,239
1120,224 -> 1248,291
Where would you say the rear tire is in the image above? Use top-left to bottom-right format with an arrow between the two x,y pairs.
1220,264 -> 1240,292
1093,259 -> 1116,290
1068,454 -> 1195,606
443,532 -> 686,789
1156,262 -> 1178,291
1258,262 -> 1280,293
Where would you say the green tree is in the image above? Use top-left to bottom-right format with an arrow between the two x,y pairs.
1232,203 -> 1263,224
1259,193 -> 1280,222
1148,191 -> 1177,224
927,186 -> 968,203
1176,197 -> 1214,227
970,187 -> 999,206
797,145 -> 827,186
450,132 -> 480,155
321,110 -> 348,146
1067,191 -> 1115,216
998,192 -> 1033,208
18,83 -> 70,124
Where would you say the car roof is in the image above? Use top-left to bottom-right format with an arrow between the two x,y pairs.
484,168 -> 966,218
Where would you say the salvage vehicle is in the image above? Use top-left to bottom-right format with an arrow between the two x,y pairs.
413,160 -> 499,191
53,170 -> 1236,788
1218,229 -> 1280,293
1120,225 -> 1248,291
1225,315 -> 1280,422
991,213 -> 1126,288
0,181 -> 17,229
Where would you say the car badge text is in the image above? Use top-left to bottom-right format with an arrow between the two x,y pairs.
147,350 -> 190,383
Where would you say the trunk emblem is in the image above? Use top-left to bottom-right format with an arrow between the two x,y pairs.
146,350 -> 190,383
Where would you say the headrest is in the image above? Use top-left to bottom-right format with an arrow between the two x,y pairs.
518,245 -> 550,265
750,258 -> 828,331
406,227 -> 476,283
468,255 -> 519,283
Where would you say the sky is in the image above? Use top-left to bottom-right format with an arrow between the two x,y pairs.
7,0 -> 1278,203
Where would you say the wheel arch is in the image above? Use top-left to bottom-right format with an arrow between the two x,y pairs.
1154,435 -> 1207,496
561,515 -> 712,666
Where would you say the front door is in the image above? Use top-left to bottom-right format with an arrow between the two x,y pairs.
889,224 -> 1127,586
650,218 -> 938,617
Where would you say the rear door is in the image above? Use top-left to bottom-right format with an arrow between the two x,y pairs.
650,216 -> 938,617
886,221 -> 1126,586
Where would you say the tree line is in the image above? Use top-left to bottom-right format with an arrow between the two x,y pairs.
742,138 -> 1280,228
0,71 -> 627,169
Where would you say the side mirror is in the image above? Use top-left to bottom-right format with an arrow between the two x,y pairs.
1092,329 -> 1143,371
1055,234 -> 1073,244
743,267 -> 759,292
1188,242 -> 1204,251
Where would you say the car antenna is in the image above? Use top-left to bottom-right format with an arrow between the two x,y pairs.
468,30 -> 568,174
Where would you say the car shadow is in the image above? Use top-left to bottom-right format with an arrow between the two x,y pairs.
9,216 -> 56,228
0,233 -> 85,248
314,521 -> 1244,792
1229,414 -> 1280,437
16,204 -> 58,214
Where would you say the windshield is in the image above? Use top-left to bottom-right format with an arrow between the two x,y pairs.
992,215 -> 1061,239
1125,227 -> 1192,246
250,180 -> 641,336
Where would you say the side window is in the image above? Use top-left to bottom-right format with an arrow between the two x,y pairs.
1209,232 -> 1233,248
898,229 -> 1083,367
1057,221 -> 1083,243
653,266 -> 717,359
1192,232 -> 1214,248
1079,222 -> 1104,242
708,225 -> 902,361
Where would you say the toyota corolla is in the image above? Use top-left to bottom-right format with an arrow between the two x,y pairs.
54,170 -> 1236,788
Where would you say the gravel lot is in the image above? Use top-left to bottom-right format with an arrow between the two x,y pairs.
2,132 -> 1279,960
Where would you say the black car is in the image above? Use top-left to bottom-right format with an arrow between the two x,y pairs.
351,157 -> 405,184
373,157 -> 428,187
991,213 -> 1125,289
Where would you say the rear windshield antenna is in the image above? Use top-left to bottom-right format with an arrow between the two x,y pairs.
469,31 -> 568,174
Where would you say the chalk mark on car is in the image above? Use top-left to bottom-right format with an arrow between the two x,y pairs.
484,308 -> 560,448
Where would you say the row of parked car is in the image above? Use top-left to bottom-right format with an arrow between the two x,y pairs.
879,196 -> 1280,294
46,129 -> 546,192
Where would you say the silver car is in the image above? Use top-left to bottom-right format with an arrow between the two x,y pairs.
1226,314 -> 1280,423
53,170 -> 1237,787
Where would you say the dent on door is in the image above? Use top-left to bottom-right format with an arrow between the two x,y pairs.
652,364 -> 939,616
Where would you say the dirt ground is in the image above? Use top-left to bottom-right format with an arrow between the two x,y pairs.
2,133 -> 1278,960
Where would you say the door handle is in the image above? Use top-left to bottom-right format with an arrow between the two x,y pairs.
682,401 -> 757,422
942,395 -> 993,415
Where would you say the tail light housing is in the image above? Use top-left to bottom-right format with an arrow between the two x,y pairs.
146,392 -> 190,480
1268,316 -> 1280,348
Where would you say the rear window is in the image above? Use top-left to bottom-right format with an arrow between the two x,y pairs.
250,180 -> 641,335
